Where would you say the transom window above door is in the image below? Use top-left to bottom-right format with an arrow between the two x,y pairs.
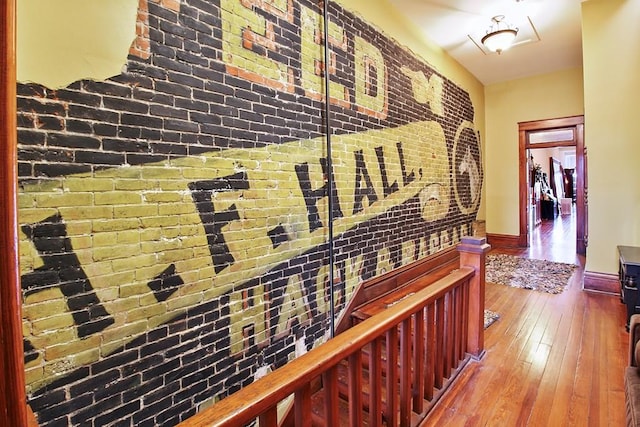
528,128 -> 575,144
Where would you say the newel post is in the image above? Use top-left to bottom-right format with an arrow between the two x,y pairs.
457,236 -> 491,360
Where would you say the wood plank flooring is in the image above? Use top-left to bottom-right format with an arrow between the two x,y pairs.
424,213 -> 628,426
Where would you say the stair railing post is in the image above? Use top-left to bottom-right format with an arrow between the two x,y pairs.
457,236 -> 491,360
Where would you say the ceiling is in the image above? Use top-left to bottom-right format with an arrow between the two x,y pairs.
387,0 -> 584,85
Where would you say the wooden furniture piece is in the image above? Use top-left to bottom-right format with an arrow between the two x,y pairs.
619,245 -> 640,330
625,314 -> 640,426
550,157 -> 566,201
540,199 -> 557,220
564,168 -> 576,201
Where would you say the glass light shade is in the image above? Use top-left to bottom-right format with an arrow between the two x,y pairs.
481,28 -> 517,54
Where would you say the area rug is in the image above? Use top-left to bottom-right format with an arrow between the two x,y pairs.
484,310 -> 500,329
485,253 -> 577,294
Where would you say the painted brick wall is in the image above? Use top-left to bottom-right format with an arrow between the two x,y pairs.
17,0 -> 482,425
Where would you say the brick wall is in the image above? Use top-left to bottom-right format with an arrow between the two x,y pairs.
17,0 -> 482,425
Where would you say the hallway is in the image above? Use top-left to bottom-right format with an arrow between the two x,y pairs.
425,212 -> 627,426
527,206 -> 579,265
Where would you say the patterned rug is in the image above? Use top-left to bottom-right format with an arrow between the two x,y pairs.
484,310 -> 500,329
485,253 -> 577,294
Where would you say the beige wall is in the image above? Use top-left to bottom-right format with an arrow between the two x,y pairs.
484,68 -> 585,236
337,0 -> 487,220
17,0 -> 138,89
582,0 -> 640,274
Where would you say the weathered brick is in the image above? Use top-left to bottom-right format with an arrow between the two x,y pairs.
94,400 -> 141,426
93,123 -> 119,137
19,0 -> 481,425
94,191 -> 142,205
92,218 -> 141,233
34,192 -> 93,208
35,115 -> 65,131
177,49 -> 208,66
93,244 -> 143,262
31,313 -> 76,336
127,153 -> 168,165
126,61 -> 169,80
75,150 -> 126,166
103,138 -> 150,153
48,134 -> 100,150
154,80 -> 191,97
18,97 -> 66,116
70,393 -> 122,425
65,119 -> 93,134
53,88 -> 101,107
34,163 -> 91,178
18,161 -> 32,177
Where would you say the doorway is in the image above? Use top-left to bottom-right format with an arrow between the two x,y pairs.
518,116 -> 586,255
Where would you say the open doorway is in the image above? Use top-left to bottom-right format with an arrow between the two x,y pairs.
527,145 -> 577,261
518,116 -> 586,256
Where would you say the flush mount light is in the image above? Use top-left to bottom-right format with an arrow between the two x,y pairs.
481,15 -> 518,54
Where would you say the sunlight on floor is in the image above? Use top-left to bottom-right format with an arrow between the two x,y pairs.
529,204 -> 577,264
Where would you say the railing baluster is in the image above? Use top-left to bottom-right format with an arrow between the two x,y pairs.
369,338 -> 383,427
295,383 -> 312,426
413,309 -> 425,413
348,350 -> 363,426
444,292 -> 454,379
453,285 -> 462,368
452,289 -> 458,366
323,367 -> 339,427
460,281 -> 470,362
424,303 -> 435,401
386,327 -> 399,426
434,296 -> 445,389
399,318 -> 412,426
258,407 -> 277,427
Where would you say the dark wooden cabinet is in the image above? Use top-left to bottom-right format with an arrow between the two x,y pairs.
619,245 -> 640,329
541,199 -> 556,220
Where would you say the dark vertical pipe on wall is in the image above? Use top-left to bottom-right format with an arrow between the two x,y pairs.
321,0 -> 336,338
0,0 -> 29,425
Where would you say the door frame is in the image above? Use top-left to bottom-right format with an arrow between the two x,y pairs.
518,115 -> 586,254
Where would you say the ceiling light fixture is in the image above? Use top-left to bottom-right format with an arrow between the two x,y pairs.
481,15 -> 518,54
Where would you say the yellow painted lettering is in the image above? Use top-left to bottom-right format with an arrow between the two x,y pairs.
417,121 -> 450,223
354,36 -> 387,119
315,263 -> 341,315
400,67 -> 444,117
300,5 -> 350,107
376,246 -> 393,276
230,285 -> 267,353
221,0 -> 294,92
275,274 -> 310,335
344,254 -> 364,301
401,240 -> 416,266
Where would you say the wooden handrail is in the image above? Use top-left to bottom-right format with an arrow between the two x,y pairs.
179,267 -> 476,427
336,247 -> 459,335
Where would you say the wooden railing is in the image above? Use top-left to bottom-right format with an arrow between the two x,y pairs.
0,1 -> 32,426
179,237 -> 490,427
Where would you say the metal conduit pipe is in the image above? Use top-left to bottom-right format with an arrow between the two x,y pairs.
321,0 -> 336,338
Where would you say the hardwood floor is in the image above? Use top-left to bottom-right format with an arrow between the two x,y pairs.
425,212 -> 628,426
